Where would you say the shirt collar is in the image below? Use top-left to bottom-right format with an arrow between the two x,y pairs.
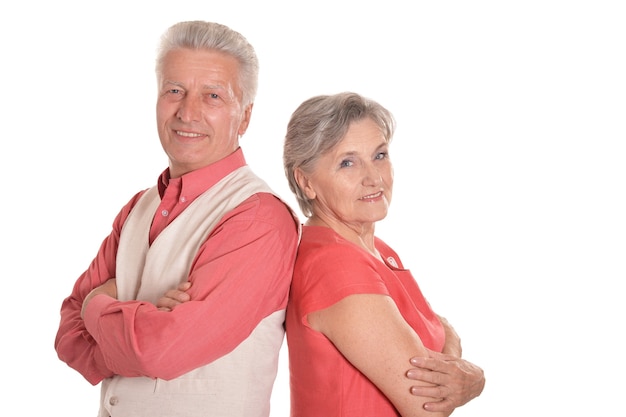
157,147 -> 247,199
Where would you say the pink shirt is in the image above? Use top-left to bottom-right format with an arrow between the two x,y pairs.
286,226 -> 445,417
55,148 -> 300,384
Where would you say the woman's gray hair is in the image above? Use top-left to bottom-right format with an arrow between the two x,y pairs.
283,92 -> 396,218
155,21 -> 259,107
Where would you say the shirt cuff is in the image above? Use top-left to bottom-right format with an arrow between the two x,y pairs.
83,294 -> 117,341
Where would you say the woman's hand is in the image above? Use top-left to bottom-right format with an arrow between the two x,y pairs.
156,282 -> 192,311
407,350 -> 485,412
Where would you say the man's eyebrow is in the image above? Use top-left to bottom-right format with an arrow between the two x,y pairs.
203,84 -> 236,100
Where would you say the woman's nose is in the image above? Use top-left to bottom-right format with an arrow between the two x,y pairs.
362,164 -> 382,185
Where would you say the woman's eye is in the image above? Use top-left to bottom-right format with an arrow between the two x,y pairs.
375,152 -> 388,160
340,160 -> 353,168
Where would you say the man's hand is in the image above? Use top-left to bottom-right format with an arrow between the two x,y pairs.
81,278 -> 117,319
156,282 -> 192,311
407,350 -> 485,412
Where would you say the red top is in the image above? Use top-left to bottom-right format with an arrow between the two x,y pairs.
55,148 -> 300,384
286,226 -> 444,416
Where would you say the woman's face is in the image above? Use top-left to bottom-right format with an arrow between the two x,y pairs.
300,118 -> 393,229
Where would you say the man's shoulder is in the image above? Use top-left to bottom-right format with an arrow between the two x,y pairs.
245,192 -> 298,222
222,191 -> 298,229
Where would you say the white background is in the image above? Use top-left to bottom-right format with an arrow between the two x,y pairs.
2,1 -> 624,416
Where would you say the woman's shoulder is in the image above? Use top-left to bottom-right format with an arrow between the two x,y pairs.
300,226 -> 361,253
293,226 -> 390,300
297,226 -> 380,270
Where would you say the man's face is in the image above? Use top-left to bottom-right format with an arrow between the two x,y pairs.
156,48 -> 252,178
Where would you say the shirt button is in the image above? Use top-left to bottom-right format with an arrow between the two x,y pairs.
161,209 -> 169,217
109,396 -> 119,406
180,196 -> 187,203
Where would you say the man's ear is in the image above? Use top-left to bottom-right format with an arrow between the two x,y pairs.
238,103 -> 254,136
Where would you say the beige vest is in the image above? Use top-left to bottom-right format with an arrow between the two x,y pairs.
98,166 -> 290,417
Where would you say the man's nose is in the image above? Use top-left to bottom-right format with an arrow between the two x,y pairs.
176,95 -> 202,122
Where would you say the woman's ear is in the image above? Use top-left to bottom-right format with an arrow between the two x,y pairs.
294,168 -> 316,200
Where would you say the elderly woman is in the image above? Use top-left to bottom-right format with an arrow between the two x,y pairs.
283,92 -> 484,417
